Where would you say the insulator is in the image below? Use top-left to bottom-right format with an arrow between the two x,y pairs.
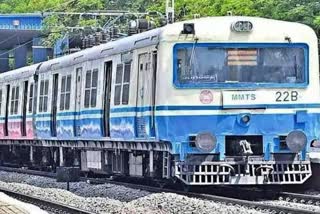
88,35 -> 95,47
95,33 -> 101,45
101,32 -> 107,43
82,37 -> 88,49
82,38 -> 85,49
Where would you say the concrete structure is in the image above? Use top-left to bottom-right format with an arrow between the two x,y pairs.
0,14 -> 51,72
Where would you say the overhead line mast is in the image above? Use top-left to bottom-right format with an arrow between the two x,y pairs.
166,0 -> 174,24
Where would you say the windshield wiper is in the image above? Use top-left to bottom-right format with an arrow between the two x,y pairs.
188,38 -> 199,75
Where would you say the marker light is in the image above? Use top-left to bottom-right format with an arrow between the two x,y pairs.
286,130 -> 307,153
182,23 -> 195,34
311,140 -> 320,148
231,21 -> 253,32
195,132 -> 217,153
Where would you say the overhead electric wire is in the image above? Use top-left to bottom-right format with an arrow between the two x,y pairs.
0,33 -> 18,46
0,39 -> 33,58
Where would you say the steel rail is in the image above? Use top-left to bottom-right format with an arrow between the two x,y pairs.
0,187 -> 95,214
278,192 -> 320,206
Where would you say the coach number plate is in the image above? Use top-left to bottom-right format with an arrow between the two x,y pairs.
223,90 -> 300,108
275,91 -> 299,102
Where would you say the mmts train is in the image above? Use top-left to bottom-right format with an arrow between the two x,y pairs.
0,16 -> 318,185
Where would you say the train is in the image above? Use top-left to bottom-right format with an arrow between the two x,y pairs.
0,16 -> 318,185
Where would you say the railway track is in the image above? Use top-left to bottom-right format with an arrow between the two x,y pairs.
0,187 -> 95,214
278,192 -> 320,206
0,166 -> 319,214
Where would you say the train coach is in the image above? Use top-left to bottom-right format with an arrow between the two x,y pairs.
0,16 -> 319,185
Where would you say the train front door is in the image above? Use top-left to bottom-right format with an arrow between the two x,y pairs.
135,52 -> 155,138
51,74 -> 58,137
103,61 -> 112,137
4,85 -> 10,136
74,67 -> 82,136
21,81 -> 28,136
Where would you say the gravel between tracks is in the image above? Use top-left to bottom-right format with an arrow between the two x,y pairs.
0,171 -> 149,201
0,170 -> 268,214
262,200 -> 320,213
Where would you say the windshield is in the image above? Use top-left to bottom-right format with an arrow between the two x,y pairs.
174,43 -> 307,88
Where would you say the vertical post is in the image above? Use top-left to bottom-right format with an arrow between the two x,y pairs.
30,146 -> 34,164
149,150 -> 154,177
59,147 -> 64,167
53,148 -> 58,163
162,151 -> 171,179
42,148 -> 48,164
67,181 -> 70,191
166,0 -> 175,24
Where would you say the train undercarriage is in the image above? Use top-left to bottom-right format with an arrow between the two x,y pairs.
0,140 -> 172,182
0,139 -> 312,185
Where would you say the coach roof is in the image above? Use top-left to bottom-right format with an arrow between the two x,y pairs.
38,28 -> 161,73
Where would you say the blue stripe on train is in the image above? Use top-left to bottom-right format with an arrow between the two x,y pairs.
4,103 -> 320,121
36,118 -> 103,138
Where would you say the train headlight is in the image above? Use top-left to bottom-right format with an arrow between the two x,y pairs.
286,130 -> 307,153
231,21 -> 253,32
195,132 -> 217,153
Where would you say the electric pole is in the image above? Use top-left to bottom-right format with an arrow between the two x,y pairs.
166,0 -> 174,24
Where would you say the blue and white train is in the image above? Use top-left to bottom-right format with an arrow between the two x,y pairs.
0,16 -> 318,185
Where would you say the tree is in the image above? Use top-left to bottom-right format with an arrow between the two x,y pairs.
3,0 -> 320,45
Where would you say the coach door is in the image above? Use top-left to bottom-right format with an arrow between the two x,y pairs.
21,81 -> 28,136
51,74 -> 58,137
103,61 -> 112,137
136,53 -> 155,138
74,67 -> 82,136
4,85 -> 10,136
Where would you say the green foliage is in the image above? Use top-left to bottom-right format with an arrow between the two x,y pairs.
3,0 -> 320,46
0,0 -> 66,13
148,0 -> 320,33
41,15 -> 66,47
73,0 -> 104,11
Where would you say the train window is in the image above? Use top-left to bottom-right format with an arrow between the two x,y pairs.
114,63 -> 131,105
91,70 -> 98,107
175,44 -> 307,88
10,86 -> 19,115
122,63 -> 131,104
28,84 -> 33,113
84,90 -> 90,108
116,64 -> 123,84
114,64 -> 123,105
44,80 -> 49,112
84,69 -> 98,108
60,77 -> 65,110
66,75 -> 71,109
10,87 -> 14,115
114,86 -> 121,105
60,75 -> 71,110
39,80 -> 49,112
123,63 -> 131,83
39,81 -> 43,112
